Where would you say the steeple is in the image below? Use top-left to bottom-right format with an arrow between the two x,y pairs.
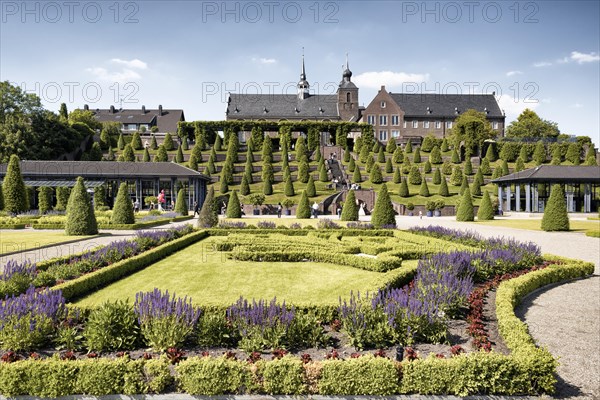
297,48 -> 310,100
342,52 -> 352,82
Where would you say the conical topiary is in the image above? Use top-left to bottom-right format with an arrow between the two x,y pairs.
405,141 -> 413,153
439,176 -> 450,197
371,183 -> 396,228
432,168 -> 441,185
341,190 -> 358,221
377,147 -> 386,163
451,148 -> 460,163
366,154 -> 375,173
430,146 -> 442,164
408,166 -> 422,185
143,147 -> 151,162
150,134 -> 158,150
306,176 -> 316,197
450,166 -> 463,186
370,163 -> 383,184
348,157 -> 356,172
284,175 -> 295,197
65,177 -> 98,235
176,145 -> 184,163
319,164 -> 329,182
477,190 -> 494,220
393,147 -> 403,164
296,190 -> 311,219
122,144 -> 135,162
385,157 -> 393,173
413,147 -> 421,163
423,160 -> 432,174
298,160 -> 309,183
111,182 -> 135,224
117,133 -> 125,150
198,186 -> 218,228
352,167 -> 362,183
240,175 -> 250,195
441,138 -> 449,152
0,184 -> 4,211
393,167 -> 401,184
38,186 -> 53,214
2,155 -> 28,214
226,190 -> 242,218
174,188 -> 188,216
154,145 -> 168,162
131,131 -> 143,150
398,177 -> 409,197
456,185 -> 474,222
459,176 -> 469,196
541,184 -> 570,231
419,178 -> 430,197
464,158 -> 473,175
263,179 -> 273,195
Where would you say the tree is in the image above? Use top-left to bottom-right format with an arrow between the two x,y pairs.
214,135 -> 222,151
175,145 -> 184,163
2,155 -> 28,214
244,157 -> 254,184
319,164 -> 329,182
477,190 -> 494,220
404,141 -> 412,154
163,133 -> 174,151
240,174 -> 250,196
343,147 -> 351,163
519,146 -> 529,162
284,175 -> 295,196
122,144 -> 135,162
37,186 -> 53,214
413,147 -> 421,163
111,182 -> 135,224
348,157 -> 356,172
533,141 -> 546,165
366,154 -> 375,173
306,176 -> 316,197
262,135 -> 273,160
341,190 -> 359,221
449,109 -> 496,155
262,179 -> 273,195
198,186 -> 218,228
117,133 -> 125,150
515,157 -> 525,172
371,183 -> 395,228
419,178 -> 430,197
541,184 -> 569,231
298,160 -> 309,183
250,126 -> 263,149
585,148 -> 598,166
377,146 -> 386,163
226,190 -> 242,218
501,159 -> 509,176
423,160 -> 432,174
207,153 -> 216,174
393,147 -> 403,164
551,145 -> 562,165
471,175 -> 482,196
58,103 -> 68,122
459,176 -> 469,196
398,177 -> 409,197
432,167 -> 441,185
451,148 -> 460,163
359,144 -> 370,163
154,145 -> 168,162
408,166 -> 422,185
65,177 -> 98,235
131,132 -> 143,150
479,157 -> 492,175
296,190 -> 311,219
370,163 -> 383,184
456,185 -> 474,222
565,142 -> 581,165
99,123 -> 118,150
484,143 -> 498,162
94,185 -> 107,210
464,158 -> 473,175
55,187 -> 70,211
441,138 -> 449,152
352,167 -> 362,183
150,134 -> 158,150
439,176 -> 450,197
506,109 -> 560,139
262,158 -> 274,184
308,126 -> 320,151
421,134 -> 436,152
295,136 -> 307,162
441,160 -> 452,175
89,142 -> 103,161
393,166 -> 401,183
430,145 -> 442,164
450,166 -> 463,186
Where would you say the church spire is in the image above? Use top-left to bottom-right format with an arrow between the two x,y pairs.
342,52 -> 352,82
297,48 -> 310,99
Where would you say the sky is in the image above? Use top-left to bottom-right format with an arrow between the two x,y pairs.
1,0 -> 599,144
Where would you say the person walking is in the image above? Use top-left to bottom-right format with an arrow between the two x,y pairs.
312,202 -> 319,218
193,200 -> 199,217
277,202 -> 282,218
133,199 -> 140,213
419,210 -> 423,219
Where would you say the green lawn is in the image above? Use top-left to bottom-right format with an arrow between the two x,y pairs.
75,236 -> 387,307
0,231 -> 96,255
473,218 -> 600,233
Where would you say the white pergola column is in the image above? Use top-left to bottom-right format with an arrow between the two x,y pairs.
498,185 -> 503,213
515,184 -> 521,212
505,185 -> 512,211
584,183 -> 592,213
525,183 -> 531,212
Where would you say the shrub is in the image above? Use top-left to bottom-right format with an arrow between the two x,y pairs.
111,182 -> 135,224
477,190 -> 494,220
298,160 -> 309,183
163,133 -> 174,151
451,148 -> 460,163
306,176 -> 316,197
226,190 -> 242,218
150,134 -> 158,149
413,147 -> 421,163
432,168 -> 441,185
565,142 -> 581,165
405,140 -> 413,153
262,356 -> 306,394
348,157 -> 356,172
55,187 -> 71,211
471,175 -> 482,197
65,177 -> 98,235
439,176 -> 450,197
176,357 -> 249,395
456,186 -> 474,222
263,179 -> 273,195
366,154 -> 375,173
117,133 -> 125,150
319,164 -> 329,182
386,137 -> 397,153
176,145 -> 184,163
240,175 -> 250,196
393,147 -> 403,163
464,158 -> 473,175
371,183 -> 395,228
175,189 -> 188,216
370,163 -> 383,184
319,356 -> 400,395
408,166 -> 421,185
398,177 -> 409,197
423,160 -> 432,173
533,141 -> 546,165
0,183 -> 3,210
284,175 -> 295,196
377,147 -> 386,163
479,157 -> 491,175
419,179 -> 430,197
122,144 -> 135,162
341,190 -> 358,221
198,186 -> 218,228
84,300 -> 140,352
441,138 -> 449,152
484,143 -> 498,161
154,145 -> 168,162
131,131 -> 143,150
392,167 -> 401,183
385,157 -> 393,173
352,167 -> 362,183
459,176 -> 469,196
296,190 -> 311,219
430,145 -> 442,164
541,184 -> 569,231
2,155 -> 28,214
38,186 -> 53,214
450,166 -> 463,186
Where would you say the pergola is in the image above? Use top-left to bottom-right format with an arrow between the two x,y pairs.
0,161 -> 210,210
492,165 -> 600,213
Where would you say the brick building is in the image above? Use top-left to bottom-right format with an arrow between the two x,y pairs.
83,104 -> 185,134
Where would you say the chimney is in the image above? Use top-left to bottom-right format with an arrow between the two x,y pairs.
110,105 -> 115,113
83,104 -> 89,111
380,85 -> 386,91
158,105 -> 163,116
142,105 -> 146,114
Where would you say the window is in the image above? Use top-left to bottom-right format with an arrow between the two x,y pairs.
127,124 -> 136,131
392,130 -> 400,138
367,115 -> 375,125
412,121 -> 418,128
423,121 -> 430,129
379,130 -> 388,141
391,115 -> 399,125
346,92 -> 351,102
446,121 -> 453,129
435,121 -> 441,129
379,115 -> 388,126
403,121 -> 407,129
493,121 -> 499,129
381,101 -> 386,108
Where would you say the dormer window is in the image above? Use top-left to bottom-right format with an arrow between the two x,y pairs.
319,107 -> 324,113
426,107 -> 431,114
381,101 -> 386,108
263,107 -> 268,113
454,107 -> 459,115
295,107 -> 300,113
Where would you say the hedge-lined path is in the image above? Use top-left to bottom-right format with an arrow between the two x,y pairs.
395,215 -> 599,399
0,219 -> 196,268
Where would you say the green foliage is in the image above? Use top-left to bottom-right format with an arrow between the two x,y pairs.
393,146 -> 403,163
471,175 -> 482,197
306,176 -> 316,197
284,175 -> 295,196
55,186 -> 70,211
439,176 -> 450,197
519,145 -> 529,162
298,160 -> 309,183
84,300 -> 139,352
214,135 -> 222,151
533,141 -> 546,165
226,190 -> 242,218
150,134 -> 158,150
377,146 -> 386,163
219,178 -> 229,194
451,148 -> 460,163
484,142 -> 498,161
499,142 -> 520,162
585,149 -> 598,166
319,356 -> 400,395
408,166 -> 422,185
111,182 -> 135,225
479,157 -> 491,175
352,167 -> 362,183
359,143 -> 370,163
421,134 -> 437,152
175,189 -> 188,216
463,157 -> 473,175
550,145 -> 562,165
65,177 -> 98,235
89,142 -> 103,161
262,356 -> 306,395
456,186 -> 474,221
93,186 -> 107,210
450,109 -> 496,155
477,190 -> 494,220
405,140 -> 413,153
515,157 -> 525,171
262,179 -> 273,195
131,132 -> 143,150
398,177 -> 409,197
413,147 -> 421,163
122,144 -> 135,162
341,190 -> 359,221
198,186 -> 218,228
262,158 -> 274,184
240,175 -> 250,196
541,184 -> 569,231
458,176 -> 469,196
506,108 -> 560,139
370,163 -> 383,184
365,153 -> 375,173
565,142 -> 581,165
430,145 -> 442,164
348,156 -> 356,172
441,138 -> 449,152
343,147 -> 351,163
450,166 -> 463,186
251,126 -> 263,149
176,357 -> 249,395
371,183 -> 395,228
261,135 -> 273,160
501,159 -> 509,176
419,178 -> 430,197
2,155 -> 28,214
492,165 -> 503,180
37,186 -> 53,214
117,133 -> 125,150
386,137 -> 397,153
432,167 -> 441,185
319,164 -> 329,182
154,145 -> 168,162
308,126 -> 320,151
393,166 -> 401,183
0,183 -> 4,210
162,133 -> 174,151
423,160 -> 432,174
106,147 -> 116,161
296,190 -> 311,218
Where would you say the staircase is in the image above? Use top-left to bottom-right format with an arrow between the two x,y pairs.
329,159 -> 345,183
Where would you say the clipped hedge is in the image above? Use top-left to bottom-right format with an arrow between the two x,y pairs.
176,356 -> 249,395
53,230 -> 209,300
0,224 -> 26,229
319,356 -> 401,395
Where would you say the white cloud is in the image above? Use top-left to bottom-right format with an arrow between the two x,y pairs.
570,51 -> 600,64
533,61 -> 552,67
110,58 -> 148,69
252,57 -> 277,65
86,67 -> 141,83
506,70 -> 522,77
497,94 -> 539,120
570,103 -> 584,108
353,71 -> 429,89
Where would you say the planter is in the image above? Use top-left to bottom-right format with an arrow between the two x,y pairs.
426,211 -> 433,217
253,209 -> 260,215
407,212 -> 414,216
434,210 -> 442,217
285,210 -> 292,216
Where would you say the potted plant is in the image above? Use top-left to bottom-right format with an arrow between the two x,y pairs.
282,198 -> 294,216
425,201 -> 436,217
434,200 -> 445,217
247,193 -> 265,215
406,202 -> 415,216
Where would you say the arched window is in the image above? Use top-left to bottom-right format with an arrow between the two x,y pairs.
346,92 -> 351,102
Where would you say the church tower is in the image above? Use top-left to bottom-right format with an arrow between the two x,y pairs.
337,53 -> 360,121
297,51 -> 310,100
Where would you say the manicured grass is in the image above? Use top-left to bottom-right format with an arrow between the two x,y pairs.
0,231 -> 96,255
473,218 -> 600,233
75,236 -> 389,307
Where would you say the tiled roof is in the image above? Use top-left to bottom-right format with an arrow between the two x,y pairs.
492,165 -> 600,183
90,107 -> 184,133
227,94 -> 340,120
389,93 -> 504,118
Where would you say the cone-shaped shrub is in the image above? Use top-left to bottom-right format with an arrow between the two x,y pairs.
142,147 -> 150,162
306,176 -> 316,197
464,158 -> 473,175
541,184 -> 570,231
419,178 -> 430,197
398,177 -> 409,197
551,146 -> 562,165
343,147 -> 351,162
501,159 -> 509,176
533,141 -> 546,165
66,177 -> 98,235
122,144 -> 135,162
163,133 -> 174,151
2,155 -> 28,214
459,175 -> 469,196
219,178 -> 229,194
441,138 -> 449,152
0,184 -> 5,210
485,143 -> 497,161
405,141 -> 413,153
352,167 -> 362,183
197,186 -> 218,228
442,161 -> 452,175
341,190 -> 358,221
371,183 -> 396,228
298,160 -> 309,183
370,163 -> 383,184
386,137 -> 397,153
107,147 -> 115,161
175,146 -> 184,163
214,135 -> 222,151
519,146 -> 528,162
348,157 -> 356,172
240,174 -> 250,196
244,158 -> 253,184
226,190 -> 242,218
188,153 -> 198,171
492,165 -> 503,180
111,182 -> 135,224
439,176 -> 450,197
359,144 -> 370,163
477,190 -> 494,220
393,147 -> 403,164
262,160 -> 274,184
430,145 -> 442,164
262,135 -> 273,160
377,147 -> 386,163
433,167 -> 441,185
474,168 -> 484,186
131,132 -> 143,150
366,154 -> 375,173
38,186 -> 53,214
480,157 -> 491,175
413,147 -> 421,163
423,160 -> 432,173
471,175 -> 482,197
296,190 -> 311,218
408,166 -> 422,185
94,186 -> 107,210
450,166 -> 463,186
173,188 -> 187,215
263,179 -> 273,195
117,133 -> 125,150
585,151 -> 598,166
154,145 -> 168,162
284,175 -> 295,196
319,164 -> 329,182
283,165 -> 291,181
385,157 -> 393,173
55,187 -> 70,211
451,148 -> 460,163
456,185 -> 474,222
565,142 -> 581,165
393,167 -> 401,183
150,134 -> 158,150
372,142 -> 380,153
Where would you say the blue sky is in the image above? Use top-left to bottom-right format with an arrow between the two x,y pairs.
1,1 -> 599,144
